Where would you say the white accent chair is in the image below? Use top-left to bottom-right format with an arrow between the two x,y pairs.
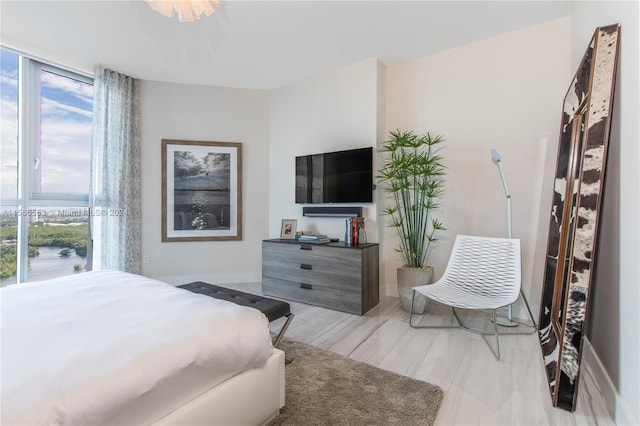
409,235 -> 536,360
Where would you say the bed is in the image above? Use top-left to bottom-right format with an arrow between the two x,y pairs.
0,270 -> 285,425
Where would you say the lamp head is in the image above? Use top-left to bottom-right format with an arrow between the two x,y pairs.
491,148 -> 501,165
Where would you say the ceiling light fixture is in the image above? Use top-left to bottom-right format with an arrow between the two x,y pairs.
145,0 -> 220,22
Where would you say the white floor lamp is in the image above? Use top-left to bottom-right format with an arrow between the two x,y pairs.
491,149 -> 518,327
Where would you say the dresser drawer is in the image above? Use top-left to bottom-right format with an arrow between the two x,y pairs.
263,277 -> 362,315
261,239 -> 379,315
263,242 -> 360,265
263,243 -> 361,292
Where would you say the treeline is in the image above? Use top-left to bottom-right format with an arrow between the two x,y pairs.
0,245 -> 17,278
0,224 -> 88,278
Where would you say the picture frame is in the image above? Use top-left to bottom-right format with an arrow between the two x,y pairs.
280,219 -> 297,239
162,139 -> 242,242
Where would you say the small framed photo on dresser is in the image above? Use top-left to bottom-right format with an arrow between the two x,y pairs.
280,219 -> 297,239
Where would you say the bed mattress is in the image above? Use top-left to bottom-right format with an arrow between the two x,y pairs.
0,271 -> 273,425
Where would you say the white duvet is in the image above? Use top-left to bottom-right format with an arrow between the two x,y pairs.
0,271 -> 273,425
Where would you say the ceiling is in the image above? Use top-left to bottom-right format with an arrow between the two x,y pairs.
0,1 -> 571,90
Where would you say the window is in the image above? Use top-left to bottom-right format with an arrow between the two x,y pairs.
0,48 -> 93,286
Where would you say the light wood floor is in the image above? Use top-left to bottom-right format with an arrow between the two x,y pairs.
232,282 -> 614,425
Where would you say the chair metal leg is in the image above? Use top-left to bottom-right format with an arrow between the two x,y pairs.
409,291 -> 416,327
409,290 -> 422,328
411,292 -> 471,331
451,307 -> 464,327
481,310 -> 500,360
456,307 -> 501,360
493,310 -> 500,360
410,293 -> 535,360
520,289 -> 537,328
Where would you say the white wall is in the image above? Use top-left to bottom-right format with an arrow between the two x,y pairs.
268,57 -> 382,248
570,3 -> 639,425
139,81 -> 270,285
384,19 -> 571,305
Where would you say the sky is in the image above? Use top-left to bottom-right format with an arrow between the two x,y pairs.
174,151 -> 230,177
0,48 -> 93,200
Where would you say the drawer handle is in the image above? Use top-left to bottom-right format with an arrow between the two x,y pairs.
300,283 -> 313,290
300,264 -> 312,270
300,244 -> 312,251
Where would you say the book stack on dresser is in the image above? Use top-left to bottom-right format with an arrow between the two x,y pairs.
297,234 -> 330,244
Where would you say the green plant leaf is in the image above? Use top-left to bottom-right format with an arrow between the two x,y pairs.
378,128 -> 446,267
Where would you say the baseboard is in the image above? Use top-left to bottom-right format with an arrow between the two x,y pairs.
582,338 -> 616,421
582,338 -> 636,425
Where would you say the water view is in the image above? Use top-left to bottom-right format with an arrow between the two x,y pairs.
174,189 -> 230,230
0,212 -> 89,287
0,247 -> 86,286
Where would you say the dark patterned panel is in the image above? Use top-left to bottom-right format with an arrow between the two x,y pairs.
538,24 -> 619,411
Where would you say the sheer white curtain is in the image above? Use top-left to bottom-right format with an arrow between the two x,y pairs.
90,66 -> 141,273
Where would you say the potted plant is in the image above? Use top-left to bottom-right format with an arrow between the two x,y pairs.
377,129 -> 446,313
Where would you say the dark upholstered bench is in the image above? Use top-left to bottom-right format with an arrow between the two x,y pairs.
178,282 -> 294,347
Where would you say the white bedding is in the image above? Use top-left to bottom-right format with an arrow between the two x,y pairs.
0,271 -> 273,425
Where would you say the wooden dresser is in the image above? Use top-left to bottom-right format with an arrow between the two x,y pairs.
262,239 -> 379,315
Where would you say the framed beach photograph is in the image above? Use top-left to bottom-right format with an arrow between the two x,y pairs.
280,219 -> 297,239
162,140 -> 242,242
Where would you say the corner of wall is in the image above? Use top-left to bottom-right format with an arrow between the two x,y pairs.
375,59 -> 388,296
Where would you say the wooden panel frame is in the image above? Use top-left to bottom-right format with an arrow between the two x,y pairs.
161,139 -> 242,242
538,24 -> 620,411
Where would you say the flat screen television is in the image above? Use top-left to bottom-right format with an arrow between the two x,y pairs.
295,147 -> 373,204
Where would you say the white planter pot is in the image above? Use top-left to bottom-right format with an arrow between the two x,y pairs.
397,266 -> 434,313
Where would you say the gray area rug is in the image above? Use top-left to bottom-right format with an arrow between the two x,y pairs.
269,338 -> 443,426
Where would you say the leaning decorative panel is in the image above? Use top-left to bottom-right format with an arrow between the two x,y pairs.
538,24 -> 620,411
